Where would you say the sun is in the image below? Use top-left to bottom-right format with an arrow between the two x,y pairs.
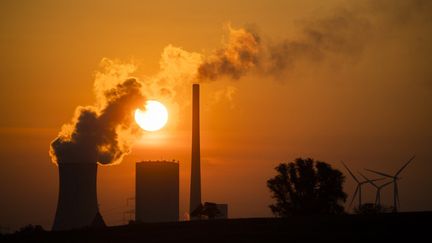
135,100 -> 168,132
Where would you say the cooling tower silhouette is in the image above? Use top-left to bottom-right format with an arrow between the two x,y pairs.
189,83 -> 202,218
52,163 -> 103,231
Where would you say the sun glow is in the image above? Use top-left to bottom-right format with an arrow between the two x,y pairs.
135,100 -> 168,132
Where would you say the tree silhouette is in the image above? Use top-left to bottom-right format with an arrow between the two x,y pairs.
267,158 -> 347,216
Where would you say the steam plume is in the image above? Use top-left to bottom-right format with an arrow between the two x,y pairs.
263,9 -> 370,76
188,9 -> 369,83
50,60 -> 145,165
198,25 -> 260,81
50,0 -> 430,166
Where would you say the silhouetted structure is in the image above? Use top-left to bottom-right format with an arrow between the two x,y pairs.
91,212 -> 107,229
366,155 -> 415,212
267,158 -> 347,216
359,172 -> 392,207
341,161 -> 384,210
52,163 -> 104,231
190,84 -> 202,219
190,202 -> 220,219
215,204 -> 228,219
136,161 -> 179,222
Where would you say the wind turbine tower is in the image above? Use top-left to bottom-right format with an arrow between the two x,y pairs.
359,172 -> 392,206
342,161 -> 383,210
366,155 -> 415,212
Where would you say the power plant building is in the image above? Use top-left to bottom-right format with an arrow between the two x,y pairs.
215,204 -> 228,219
52,163 -> 104,231
135,160 -> 179,222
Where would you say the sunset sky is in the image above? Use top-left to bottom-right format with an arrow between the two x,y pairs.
1,0 -> 432,230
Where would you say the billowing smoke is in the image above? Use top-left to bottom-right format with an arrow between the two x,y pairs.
162,9 -> 368,84
191,1 -> 430,82
50,0 -> 430,166
263,9 -> 370,77
198,26 -> 261,81
196,10 -> 369,82
50,59 -> 145,165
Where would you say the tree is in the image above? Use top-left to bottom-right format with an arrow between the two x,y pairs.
267,158 -> 347,216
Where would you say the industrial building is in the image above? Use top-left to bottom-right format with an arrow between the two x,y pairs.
135,160 -> 179,222
215,204 -> 228,219
52,163 -> 104,231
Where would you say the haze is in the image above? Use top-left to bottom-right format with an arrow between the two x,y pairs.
1,0 -> 431,230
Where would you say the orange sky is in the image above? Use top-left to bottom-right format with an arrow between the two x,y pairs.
1,0 -> 432,230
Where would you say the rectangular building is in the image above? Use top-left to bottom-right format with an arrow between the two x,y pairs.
136,160 -> 179,222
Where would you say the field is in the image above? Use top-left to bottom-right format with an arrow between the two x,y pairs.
2,212 -> 430,242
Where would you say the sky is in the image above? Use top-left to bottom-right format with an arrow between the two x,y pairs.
1,0 -> 432,231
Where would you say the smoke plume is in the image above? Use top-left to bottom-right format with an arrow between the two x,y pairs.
263,9 -> 370,76
194,1 -> 431,82
191,9 -> 370,83
50,59 -> 145,165
197,25 -> 260,81
50,0 -> 430,166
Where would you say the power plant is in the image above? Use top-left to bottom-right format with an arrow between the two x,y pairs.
135,160 -> 179,222
52,83 -> 226,229
52,163 -> 104,231
190,83 -> 202,218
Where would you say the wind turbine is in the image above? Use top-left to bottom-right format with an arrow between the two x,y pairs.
365,155 -> 416,212
341,161 -> 383,209
359,172 -> 392,207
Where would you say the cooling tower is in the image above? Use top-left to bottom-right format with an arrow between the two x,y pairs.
136,161 -> 179,222
190,83 -> 202,218
52,163 -> 102,231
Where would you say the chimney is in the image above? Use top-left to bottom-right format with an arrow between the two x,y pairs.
52,163 -> 104,230
189,83 -> 201,218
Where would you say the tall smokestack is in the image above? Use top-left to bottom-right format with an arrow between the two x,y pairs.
189,83 -> 201,218
52,163 -> 103,230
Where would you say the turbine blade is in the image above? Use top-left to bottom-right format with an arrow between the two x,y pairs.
380,181 -> 393,188
370,177 -> 386,182
365,169 -> 393,178
342,161 -> 359,183
395,155 -> 416,177
358,172 -> 378,188
349,186 -> 359,207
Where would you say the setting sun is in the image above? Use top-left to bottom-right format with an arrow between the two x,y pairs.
135,100 -> 168,132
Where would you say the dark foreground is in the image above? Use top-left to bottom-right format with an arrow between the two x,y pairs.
2,212 -> 431,242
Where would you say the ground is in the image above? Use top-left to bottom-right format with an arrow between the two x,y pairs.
2,212 -> 430,242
